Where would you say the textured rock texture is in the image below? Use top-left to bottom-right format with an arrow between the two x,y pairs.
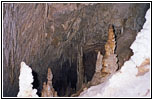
3,3 -> 149,97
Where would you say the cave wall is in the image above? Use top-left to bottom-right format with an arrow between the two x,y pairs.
3,3 -> 149,97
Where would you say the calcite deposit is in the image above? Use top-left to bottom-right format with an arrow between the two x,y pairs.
41,68 -> 58,97
17,62 -> 38,97
101,25 -> 118,75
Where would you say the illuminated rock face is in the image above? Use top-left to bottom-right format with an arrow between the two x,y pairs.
17,62 -> 38,97
79,8 -> 151,97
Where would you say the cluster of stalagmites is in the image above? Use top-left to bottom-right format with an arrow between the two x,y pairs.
17,24 -> 117,97
17,62 -> 57,97
90,25 -> 118,86
71,24 -> 118,96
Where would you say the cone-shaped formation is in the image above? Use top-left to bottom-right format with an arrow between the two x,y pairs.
101,24 -> 118,74
47,68 -> 53,85
90,51 -> 103,86
17,62 -> 38,97
95,51 -> 103,73
41,68 -> 58,97
105,25 -> 115,57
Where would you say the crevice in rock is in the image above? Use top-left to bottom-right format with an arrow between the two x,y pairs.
83,50 -> 99,83
51,58 -> 77,96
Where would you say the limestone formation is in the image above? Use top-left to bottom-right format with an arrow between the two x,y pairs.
3,3 -> 149,97
41,68 -> 58,97
104,25 -> 116,57
90,51 -> 103,86
101,54 -> 118,74
95,51 -> 103,73
101,25 -> 118,74
17,62 -> 38,97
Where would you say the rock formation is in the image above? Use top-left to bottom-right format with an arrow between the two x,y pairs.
90,25 -> 118,86
90,51 -> 103,86
101,25 -> 118,75
79,8 -> 151,97
41,68 -> 58,97
17,62 -> 38,97
95,51 -> 103,73
71,25 -> 118,96
3,3 -> 149,97
104,25 -> 115,57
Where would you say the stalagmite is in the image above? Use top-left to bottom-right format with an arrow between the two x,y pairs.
95,51 -> 103,73
41,68 -> 58,97
104,25 -> 115,57
41,82 -> 47,97
90,51 -> 103,86
72,25 -> 118,96
17,62 -> 38,97
101,25 -> 118,75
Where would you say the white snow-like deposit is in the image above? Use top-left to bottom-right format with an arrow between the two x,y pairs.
79,8 -> 151,97
17,62 -> 38,97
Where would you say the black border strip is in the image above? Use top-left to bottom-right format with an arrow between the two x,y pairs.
1,1 -> 152,2
1,1 -> 152,99
151,1 -> 152,99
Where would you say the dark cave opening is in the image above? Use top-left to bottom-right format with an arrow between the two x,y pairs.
83,50 -> 98,83
49,48 -> 102,97
52,59 -> 77,96
32,71 -> 41,97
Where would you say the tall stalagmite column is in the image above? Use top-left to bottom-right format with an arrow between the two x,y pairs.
101,25 -> 118,75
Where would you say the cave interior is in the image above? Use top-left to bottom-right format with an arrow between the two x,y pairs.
3,3 -> 150,97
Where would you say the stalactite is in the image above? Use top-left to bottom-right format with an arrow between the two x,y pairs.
41,68 -> 58,97
76,46 -> 84,91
